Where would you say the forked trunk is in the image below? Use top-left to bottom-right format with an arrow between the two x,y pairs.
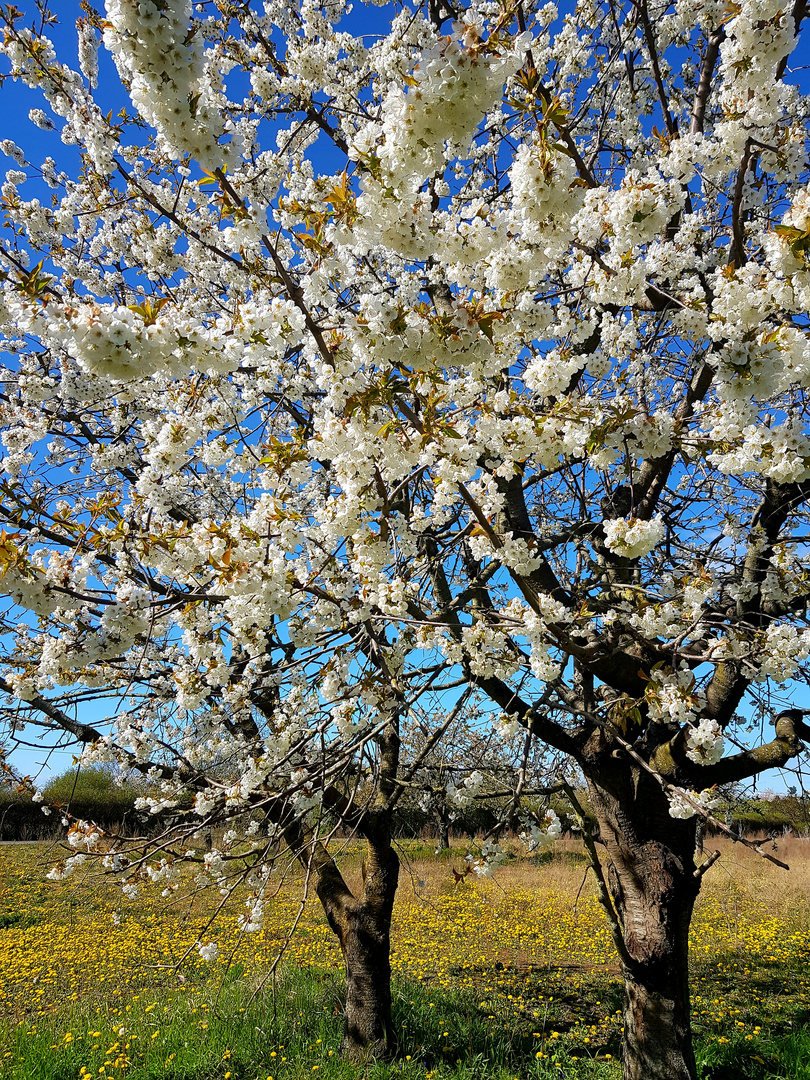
316,841 -> 400,1060
587,773 -> 699,1080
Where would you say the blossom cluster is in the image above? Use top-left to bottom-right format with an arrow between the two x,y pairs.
352,36 -> 525,190
667,786 -> 720,821
104,0 -> 232,170
602,516 -> 665,560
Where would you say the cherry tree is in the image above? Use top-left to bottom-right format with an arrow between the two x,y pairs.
1,0 -> 810,1076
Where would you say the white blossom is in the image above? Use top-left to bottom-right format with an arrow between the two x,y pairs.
667,787 -> 720,821
196,940 -> 219,962
602,516 -> 665,559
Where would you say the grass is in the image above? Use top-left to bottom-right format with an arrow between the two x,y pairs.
1,836 -> 810,1078
1,969 -> 621,1080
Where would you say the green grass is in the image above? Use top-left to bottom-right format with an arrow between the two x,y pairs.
0,910 -> 42,930
696,1029 -> 810,1080
3,962 -> 810,1080
688,942 -> 810,1079
1,969 -> 619,1080
3,841 -> 810,1079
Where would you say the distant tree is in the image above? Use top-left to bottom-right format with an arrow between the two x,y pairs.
41,765 -> 138,824
400,709 -> 562,854
1,1 -> 810,1077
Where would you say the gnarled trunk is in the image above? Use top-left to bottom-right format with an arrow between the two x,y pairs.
587,771 -> 699,1080
620,884 -> 695,1080
316,841 -> 400,1060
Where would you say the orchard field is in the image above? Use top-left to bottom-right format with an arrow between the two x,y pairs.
1,838 -> 810,1080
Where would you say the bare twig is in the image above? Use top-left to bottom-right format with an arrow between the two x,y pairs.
560,780 -> 633,968
694,848 -> 721,879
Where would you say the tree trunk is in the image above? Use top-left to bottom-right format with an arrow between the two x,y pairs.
437,816 -> 450,851
433,795 -> 451,851
587,772 -> 699,1080
694,816 -> 706,860
338,899 -> 397,1059
316,840 -> 400,1060
626,954 -> 695,1080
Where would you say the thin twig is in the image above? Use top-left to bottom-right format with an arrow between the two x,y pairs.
560,781 -> 634,969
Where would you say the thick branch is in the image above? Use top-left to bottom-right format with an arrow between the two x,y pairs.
690,27 -> 725,135
637,0 -> 678,137
472,672 -> 582,758
671,714 -> 804,788
728,139 -> 756,270
705,478 -> 810,723
635,360 -> 714,520
776,0 -> 807,81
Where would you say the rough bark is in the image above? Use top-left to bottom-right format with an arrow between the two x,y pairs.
586,768 -> 699,1080
316,840 -> 400,1060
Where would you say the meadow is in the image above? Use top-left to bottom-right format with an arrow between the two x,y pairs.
1,836 -> 809,1080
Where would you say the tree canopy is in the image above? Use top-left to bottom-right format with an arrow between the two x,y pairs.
1,0 -> 809,1076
